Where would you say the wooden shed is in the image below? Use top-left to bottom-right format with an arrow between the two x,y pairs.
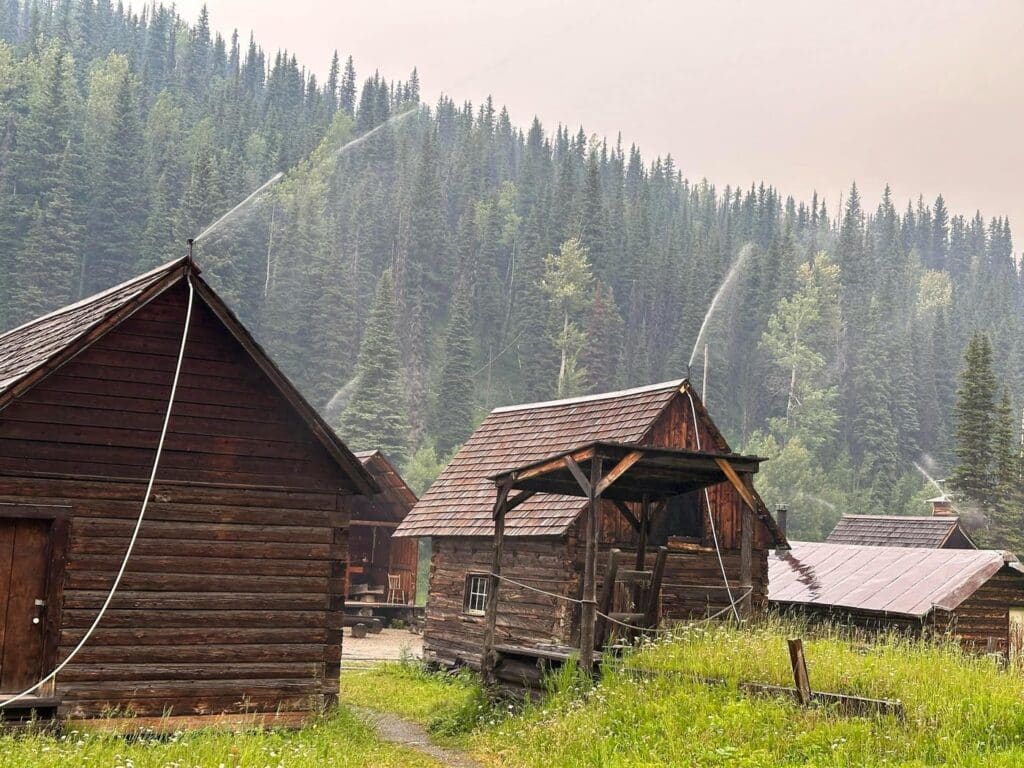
769,541 -> 1024,656
0,256 -> 376,725
348,450 -> 418,608
393,380 -> 787,677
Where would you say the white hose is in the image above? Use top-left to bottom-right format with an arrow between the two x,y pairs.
1,278 -> 195,709
685,388 -> 742,624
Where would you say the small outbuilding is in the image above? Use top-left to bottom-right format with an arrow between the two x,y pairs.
0,256 -> 376,724
394,379 -> 787,678
826,497 -> 976,549
770,541 -> 1024,656
348,450 -> 419,608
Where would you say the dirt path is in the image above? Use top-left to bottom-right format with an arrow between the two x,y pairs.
353,707 -> 482,768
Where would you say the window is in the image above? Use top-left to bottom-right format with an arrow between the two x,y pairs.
649,491 -> 703,545
464,573 -> 489,615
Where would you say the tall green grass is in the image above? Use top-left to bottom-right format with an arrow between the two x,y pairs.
0,707 -> 440,767
472,618 -> 1024,767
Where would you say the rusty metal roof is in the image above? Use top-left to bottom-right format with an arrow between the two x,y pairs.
769,541 -> 1020,617
826,515 -> 977,549
393,380 -> 685,537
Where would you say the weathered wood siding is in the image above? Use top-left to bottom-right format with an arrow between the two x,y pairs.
938,570 -> 1024,654
0,285 -> 353,718
423,537 -> 578,668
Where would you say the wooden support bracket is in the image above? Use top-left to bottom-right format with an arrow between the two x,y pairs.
612,499 -> 642,532
714,458 -> 757,512
564,455 -> 592,497
595,450 -> 645,496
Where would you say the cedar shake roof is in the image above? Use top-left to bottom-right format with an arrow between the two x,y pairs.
0,256 -> 377,495
354,450 -> 417,522
394,380 -> 689,538
826,515 -> 977,549
769,541 -> 1022,618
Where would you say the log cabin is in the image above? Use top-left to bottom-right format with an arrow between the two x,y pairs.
393,379 -> 788,681
0,256 -> 377,725
348,450 -> 418,609
769,541 -> 1024,657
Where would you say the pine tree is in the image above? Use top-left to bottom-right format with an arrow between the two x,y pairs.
338,270 -> 409,463
580,282 -> 622,393
949,333 -> 999,506
433,281 -> 475,455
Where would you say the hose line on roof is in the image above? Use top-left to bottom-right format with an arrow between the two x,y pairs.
0,277 -> 194,710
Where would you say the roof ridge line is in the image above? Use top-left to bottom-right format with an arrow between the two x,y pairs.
0,256 -> 188,343
491,378 -> 685,414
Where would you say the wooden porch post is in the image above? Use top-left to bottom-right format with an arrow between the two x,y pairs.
739,473 -> 755,618
483,482 -> 510,682
579,457 -> 602,670
634,495 -> 650,607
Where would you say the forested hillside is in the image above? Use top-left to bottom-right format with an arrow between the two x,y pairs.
1,2 -> 1021,543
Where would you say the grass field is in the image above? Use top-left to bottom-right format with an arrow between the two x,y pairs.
344,619 -> 1024,767
3,621 -> 1024,766
0,706 -> 440,767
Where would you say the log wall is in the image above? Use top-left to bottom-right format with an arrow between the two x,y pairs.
0,285 -> 354,718
423,537 -> 578,668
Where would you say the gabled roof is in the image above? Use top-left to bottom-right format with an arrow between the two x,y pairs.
826,514 -> 977,549
769,541 -> 1022,618
395,380 -> 685,537
0,256 -> 377,495
354,450 -> 417,522
394,379 -> 783,541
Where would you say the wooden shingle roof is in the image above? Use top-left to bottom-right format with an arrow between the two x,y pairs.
354,450 -> 417,522
826,515 -> 977,549
0,256 -> 377,495
769,541 -> 1022,618
394,380 -> 685,537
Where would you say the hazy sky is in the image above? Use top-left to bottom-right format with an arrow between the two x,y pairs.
178,0 -> 1024,242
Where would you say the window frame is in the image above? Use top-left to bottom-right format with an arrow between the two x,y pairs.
463,572 -> 490,616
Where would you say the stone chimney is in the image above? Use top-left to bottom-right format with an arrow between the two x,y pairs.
927,496 -> 954,516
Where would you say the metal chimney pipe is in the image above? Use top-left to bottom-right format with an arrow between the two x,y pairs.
776,504 -> 788,539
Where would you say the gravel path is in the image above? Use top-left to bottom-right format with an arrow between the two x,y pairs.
353,707 -> 482,768
342,627 -> 424,665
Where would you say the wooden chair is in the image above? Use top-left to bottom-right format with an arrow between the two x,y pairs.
386,574 -> 407,605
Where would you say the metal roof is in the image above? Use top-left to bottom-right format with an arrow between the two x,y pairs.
769,540 -> 1020,618
826,514 -> 976,549
394,380 -> 686,537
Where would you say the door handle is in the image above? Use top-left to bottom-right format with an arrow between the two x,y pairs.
32,598 -> 45,626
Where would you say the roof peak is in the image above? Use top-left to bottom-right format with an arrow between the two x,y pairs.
0,255 -> 188,343
491,378 -> 687,414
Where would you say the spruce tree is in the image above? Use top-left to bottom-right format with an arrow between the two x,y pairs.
338,269 -> 409,463
949,333 -> 998,505
433,281 -> 475,455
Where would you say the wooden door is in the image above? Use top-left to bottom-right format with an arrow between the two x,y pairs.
0,519 -> 51,692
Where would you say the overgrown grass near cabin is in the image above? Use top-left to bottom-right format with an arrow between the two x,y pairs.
470,619 -> 1024,767
0,706 -> 440,767
347,619 -> 1024,766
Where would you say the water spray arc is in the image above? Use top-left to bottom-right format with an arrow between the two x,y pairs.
193,172 -> 284,245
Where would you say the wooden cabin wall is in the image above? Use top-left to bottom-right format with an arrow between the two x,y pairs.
423,537 -> 579,668
0,285 -> 345,489
642,395 -> 775,551
935,571 -> 1024,655
0,286 -> 356,718
0,477 -> 347,718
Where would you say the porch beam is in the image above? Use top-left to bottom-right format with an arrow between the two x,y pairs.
595,449 -> 645,497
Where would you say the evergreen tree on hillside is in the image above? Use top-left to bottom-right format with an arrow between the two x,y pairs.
949,333 -> 998,506
580,282 -> 622,393
338,269 -> 409,463
432,281 -> 475,456
542,237 -> 593,398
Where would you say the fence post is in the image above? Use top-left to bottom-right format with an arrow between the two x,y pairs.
787,638 -> 811,706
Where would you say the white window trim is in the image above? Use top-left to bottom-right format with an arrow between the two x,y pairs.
464,573 -> 489,616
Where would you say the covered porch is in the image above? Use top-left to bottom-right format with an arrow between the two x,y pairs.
481,440 -> 767,681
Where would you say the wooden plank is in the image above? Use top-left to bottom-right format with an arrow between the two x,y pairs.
714,459 -> 757,512
483,483 -> 509,682
564,455 -> 591,497
510,447 -> 595,484
788,638 -> 812,706
612,499 -> 641,532
595,549 -> 621,647
1,520 -> 49,690
0,521 -> 15,688
595,450 -> 645,497
740,506 -> 753,618
579,457 -> 602,669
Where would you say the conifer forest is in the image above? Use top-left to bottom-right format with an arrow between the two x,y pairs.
1,1 -> 1021,546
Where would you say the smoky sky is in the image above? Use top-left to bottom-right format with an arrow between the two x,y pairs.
178,0 -> 1024,247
